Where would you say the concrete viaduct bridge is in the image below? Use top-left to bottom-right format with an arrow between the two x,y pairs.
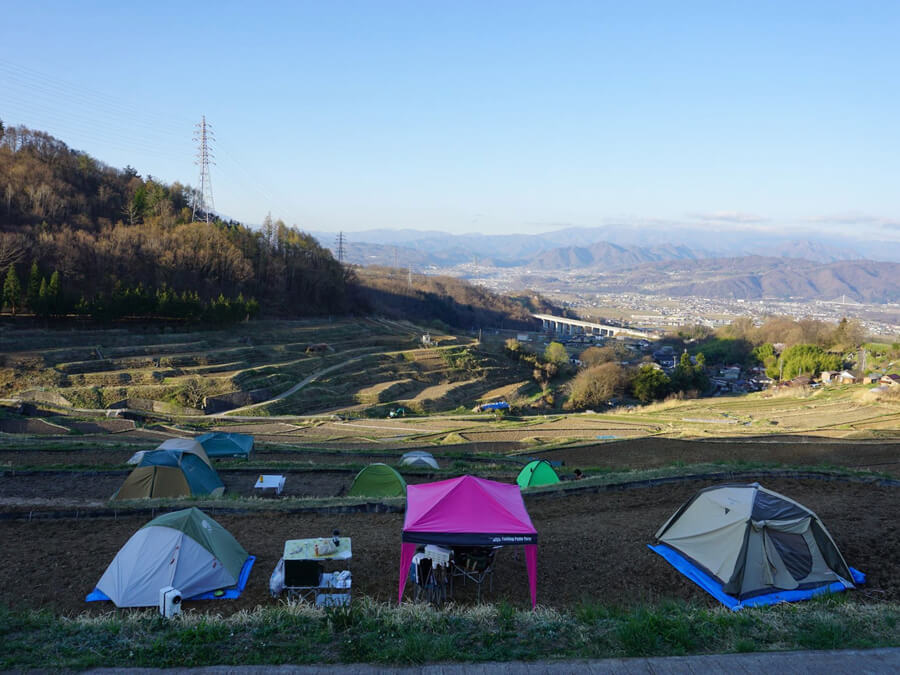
532,313 -> 650,339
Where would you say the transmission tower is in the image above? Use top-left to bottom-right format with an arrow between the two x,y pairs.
191,115 -> 216,222
335,231 -> 345,264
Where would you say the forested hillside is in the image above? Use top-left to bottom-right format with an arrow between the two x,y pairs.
0,123 -> 540,327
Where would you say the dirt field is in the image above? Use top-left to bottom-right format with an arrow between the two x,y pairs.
0,476 -> 895,616
534,437 -> 900,476
0,442 -> 525,470
0,469 -> 459,506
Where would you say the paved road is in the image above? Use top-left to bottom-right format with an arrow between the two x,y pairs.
83,647 -> 900,674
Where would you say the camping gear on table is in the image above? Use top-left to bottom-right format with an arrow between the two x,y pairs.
196,432 -> 254,459
650,482 -> 864,609
399,450 -> 440,469
114,445 -> 225,500
347,463 -> 407,498
516,459 -> 560,489
275,535 -> 352,606
398,475 -> 538,607
87,507 -> 254,607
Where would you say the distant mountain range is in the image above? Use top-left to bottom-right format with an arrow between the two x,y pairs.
612,257 -> 900,303
315,226 -> 900,303
317,226 -> 900,269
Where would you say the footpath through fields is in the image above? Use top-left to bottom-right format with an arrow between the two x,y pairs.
82,647 -> 900,674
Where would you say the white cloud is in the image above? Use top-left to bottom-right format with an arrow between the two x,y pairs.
686,211 -> 769,224
807,212 -> 900,230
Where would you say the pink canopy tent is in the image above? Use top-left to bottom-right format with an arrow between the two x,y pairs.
397,475 -> 538,607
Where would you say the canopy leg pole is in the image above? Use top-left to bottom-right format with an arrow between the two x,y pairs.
525,544 -> 538,609
398,542 -> 416,604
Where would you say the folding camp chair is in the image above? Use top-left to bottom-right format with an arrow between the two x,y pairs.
450,547 -> 498,602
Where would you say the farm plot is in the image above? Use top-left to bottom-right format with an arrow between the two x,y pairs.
0,476 -> 894,616
763,403 -> 896,429
400,378 -> 481,406
460,428 -> 648,443
0,470 -> 347,505
0,319 -> 423,410
532,437 -> 900,475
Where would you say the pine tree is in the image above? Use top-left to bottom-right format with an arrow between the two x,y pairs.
37,277 -> 49,317
3,265 -> 23,315
26,260 -> 41,310
48,270 -> 61,315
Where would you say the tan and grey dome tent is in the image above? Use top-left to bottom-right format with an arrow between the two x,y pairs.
127,438 -> 212,466
399,451 -> 439,469
650,482 -> 863,609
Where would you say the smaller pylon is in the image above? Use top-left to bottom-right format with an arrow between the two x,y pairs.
335,231 -> 345,264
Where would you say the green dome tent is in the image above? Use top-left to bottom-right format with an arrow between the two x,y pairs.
114,448 -> 225,500
348,463 -> 407,497
89,507 -> 250,607
516,460 -> 560,489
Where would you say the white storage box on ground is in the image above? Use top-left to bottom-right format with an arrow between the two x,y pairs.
159,586 -> 182,618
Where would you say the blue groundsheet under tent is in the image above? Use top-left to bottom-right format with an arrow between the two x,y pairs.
86,556 -> 256,603
649,545 -> 864,610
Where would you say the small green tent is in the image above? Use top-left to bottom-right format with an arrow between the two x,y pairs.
348,463 -> 407,497
517,460 -> 560,488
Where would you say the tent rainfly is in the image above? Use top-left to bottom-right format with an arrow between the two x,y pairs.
650,482 -> 864,609
196,432 -> 254,459
114,448 -> 224,500
127,437 -> 212,466
516,460 -> 560,489
399,450 -> 440,469
348,463 -> 407,497
398,475 -> 538,607
88,507 -> 251,607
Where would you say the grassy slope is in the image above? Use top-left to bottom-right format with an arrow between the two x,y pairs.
2,596 -> 897,668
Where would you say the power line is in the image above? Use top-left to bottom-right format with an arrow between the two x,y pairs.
0,59 -> 189,135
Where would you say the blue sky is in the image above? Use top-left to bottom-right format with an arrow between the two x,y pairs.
1,1 -> 898,238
